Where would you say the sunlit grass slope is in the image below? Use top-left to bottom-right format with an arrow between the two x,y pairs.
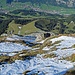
20,20 -> 41,35
7,20 -> 41,35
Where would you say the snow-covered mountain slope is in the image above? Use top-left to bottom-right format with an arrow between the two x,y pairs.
1,35 -> 75,75
0,42 -> 31,56
0,56 -> 73,75
0,42 -> 31,52
43,36 -> 75,58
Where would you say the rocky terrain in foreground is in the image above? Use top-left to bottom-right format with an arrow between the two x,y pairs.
0,34 -> 75,75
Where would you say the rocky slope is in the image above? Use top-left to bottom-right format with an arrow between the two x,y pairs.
1,34 -> 75,75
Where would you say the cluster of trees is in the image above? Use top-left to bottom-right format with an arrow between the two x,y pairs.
35,17 -> 75,34
11,9 -> 47,16
66,14 -> 75,23
6,0 -> 13,4
0,19 -> 12,35
11,9 -> 63,18
0,13 -> 22,19
14,19 -> 34,25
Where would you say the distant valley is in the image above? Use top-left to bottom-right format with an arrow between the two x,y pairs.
0,0 -> 75,15
0,0 -> 75,75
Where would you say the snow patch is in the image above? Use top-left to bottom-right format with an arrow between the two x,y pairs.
0,57 -> 73,75
50,36 -> 75,43
0,42 -> 31,52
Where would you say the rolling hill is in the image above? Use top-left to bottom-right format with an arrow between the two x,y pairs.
7,20 -> 42,35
